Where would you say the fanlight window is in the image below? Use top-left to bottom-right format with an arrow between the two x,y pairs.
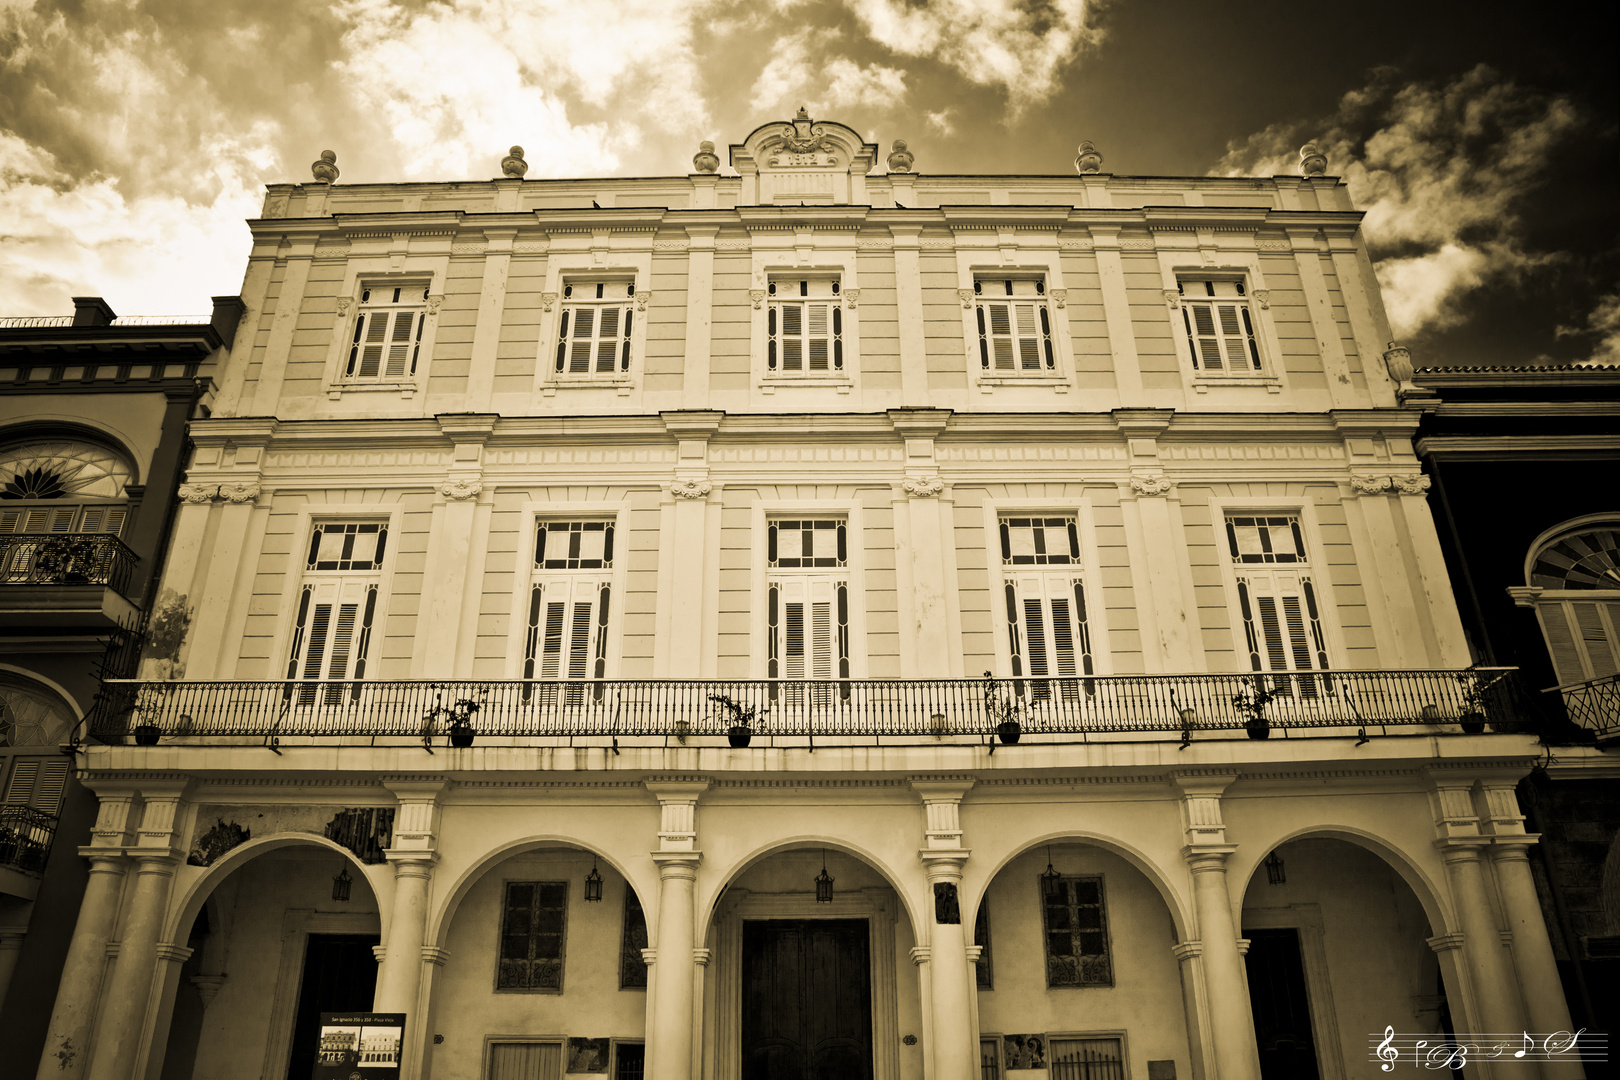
0,439 -> 133,535
0,677 -> 78,748
1526,522 -> 1620,686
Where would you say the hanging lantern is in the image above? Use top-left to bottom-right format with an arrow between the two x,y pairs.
332,865 -> 353,903
815,850 -> 834,903
1040,846 -> 1064,901
584,858 -> 604,902
1264,851 -> 1286,885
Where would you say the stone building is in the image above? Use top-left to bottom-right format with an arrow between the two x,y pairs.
31,115 -> 1594,1080
0,298 -> 241,1070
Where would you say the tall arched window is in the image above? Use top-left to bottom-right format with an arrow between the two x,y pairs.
0,437 -> 134,536
1520,517 -> 1620,686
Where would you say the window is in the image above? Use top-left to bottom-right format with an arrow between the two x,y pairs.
619,888 -> 648,989
980,1038 -> 1002,1080
767,519 -> 850,702
1178,276 -> 1261,374
974,900 -> 993,989
0,439 -> 132,536
613,1042 -> 645,1080
767,277 -> 844,377
1225,515 -> 1329,696
1525,521 -> 1620,685
284,521 -> 387,707
524,520 -> 614,703
345,284 -> 428,381
1000,516 -> 1095,702
1048,1036 -> 1125,1080
487,1041 -> 563,1079
1042,874 -> 1113,987
555,280 -> 634,379
497,880 -> 568,991
975,277 -> 1055,375
3,757 -> 68,814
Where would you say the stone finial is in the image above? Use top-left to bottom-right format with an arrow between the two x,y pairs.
1299,142 -> 1327,177
501,146 -> 528,178
692,140 -> 719,173
886,139 -> 914,173
1383,341 -> 1414,386
311,150 -> 339,183
1074,140 -> 1103,175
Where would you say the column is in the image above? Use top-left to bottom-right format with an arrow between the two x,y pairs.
84,854 -> 180,1080
1172,942 -> 1213,1080
910,948 -> 934,1080
1492,840 -> 1582,1080
912,780 -> 975,1080
645,780 -> 708,1080
249,232 -> 318,415
1438,842 -> 1529,1040
138,942 -> 195,1080
373,779 -> 443,1080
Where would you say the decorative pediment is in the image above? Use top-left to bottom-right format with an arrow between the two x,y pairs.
731,108 -> 879,206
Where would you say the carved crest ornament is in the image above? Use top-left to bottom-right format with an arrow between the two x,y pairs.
766,107 -> 839,166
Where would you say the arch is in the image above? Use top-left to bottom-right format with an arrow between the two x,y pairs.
164,834 -> 388,944
1523,514 -> 1620,587
965,831 -> 1193,943
428,835 -> 652,950
1233,825 -> 1452,934
0,429 -> 140,497
0,668 -> 82,747
0,664 -> 86,719
696,835 -> 925,939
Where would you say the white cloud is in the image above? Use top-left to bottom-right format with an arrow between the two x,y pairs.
750,30 -> 908,114
1214,66 -> 1580,339
925,108 -> 955,135
845,0 -> 1100,109
1557,291 -> 1620,366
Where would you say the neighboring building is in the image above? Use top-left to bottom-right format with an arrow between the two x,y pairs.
33,115 -> 1589,1080
1412,360 -> 1620,1035
0,297 -> 239,1068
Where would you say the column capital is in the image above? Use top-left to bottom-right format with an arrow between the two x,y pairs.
422,945 -> 452,966
647,778 -> 709,852
79,848 -> 130,872
964,945 -> 983,963
918,849 -> 970,879
189,974 -> 227,1007
1426,931 -> 1465,953
155,941 -> 194,964
1489,834 -> 1541,860
909,946 -> 931,966
641,947 -> 657,966
1434,838 -> 1490,864
131,852 -> 183,875
1172,774 -> 1237,846
373,944 -> 388,963
383,849 -> 440,874
693,947 -> 712,967
1171,940 -> 1202,962
1181,844 -> 1237,872
652,851 -> 703,878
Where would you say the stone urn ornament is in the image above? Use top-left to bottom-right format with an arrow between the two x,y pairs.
1299,142 -> 1327,177
886,139 -> 914,173
692,140 -> 719,174
1074,140 -> 1103,175
501,146 -> 529,178
311,150 -> 340,183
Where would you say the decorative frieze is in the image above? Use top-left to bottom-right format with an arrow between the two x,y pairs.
858,237 -> 894,250
1350,473 -> 1430,496
715,238 -> 751,251
1057,237 -> 1095,250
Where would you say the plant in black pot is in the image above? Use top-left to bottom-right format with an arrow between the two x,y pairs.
1456,672 -> 1487,734
447,698 -> 480,748
983,671 -> 1023,745
711,693 -> 756,748
1232,680 -> 1276,741
133,721 -> 161,746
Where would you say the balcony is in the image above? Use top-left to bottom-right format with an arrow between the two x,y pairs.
1554,673 -> 1620,744
93,668 -> 1528,752
0,533 -> 139,628
0,805 -> 58,899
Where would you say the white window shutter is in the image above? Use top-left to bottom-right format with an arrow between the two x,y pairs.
526,577 -> 610,682
384,310 -> 419,378
594,308 -> 621,373
781,303 -> 804,371
987,302 -> 1015,370
775,576 -> 838,680
288,578 -> 377,704
568,308 -> 596,373
1188,303 -> 1225,370
357,310 -> 389,378
1009,574 -> 1090,700
1014,303 -> 1041,370
3,506 -> 81,533
807,302 -> 830,371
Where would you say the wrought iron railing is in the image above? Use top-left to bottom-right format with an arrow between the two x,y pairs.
92,668 -> 1526,749
0,805 -> 57,874
1553,673 -> 1620,739
0,534 -> 137,596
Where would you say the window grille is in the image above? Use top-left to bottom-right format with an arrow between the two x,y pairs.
498,880 -> 568,991
767,519 -> 851,703
555,280 -> 634,378
980,1038 -> 1002,1080
1226,515 -> 1329,697
1048,1037 -> 1125,1080
975,277 -> 1054,374
614,1043 -> 646,1080
346,285 -> 427,380
767,278 -> 843,375
1001,517 -> 1094,701
1179,277 -> 1260,372
1041,875 -> 1113,987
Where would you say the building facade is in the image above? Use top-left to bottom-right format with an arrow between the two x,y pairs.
0,297 -> 238,1067
34,115 -> 1591,1080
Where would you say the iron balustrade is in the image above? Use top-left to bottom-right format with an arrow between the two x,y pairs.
93,668 -> 1525,747
1552,672 -> 1620,739
0,533 -> 137,596
0,805 -> 57,874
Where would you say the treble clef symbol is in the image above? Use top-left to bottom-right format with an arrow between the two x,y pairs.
1377,1026 -> 1399,1072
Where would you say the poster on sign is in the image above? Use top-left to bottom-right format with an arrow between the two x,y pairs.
313,1013 -> 406,1079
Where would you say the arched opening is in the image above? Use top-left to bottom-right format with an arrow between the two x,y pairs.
973,841 -> 1190,1080
1,673 -> 79,886
427,843 -> 647,1080
0,435 -> 136,537
704,842 -> 920,1080
1239,836 -> 1441,1080
1520,516 -> 1620,693
157,839 -> 382,1080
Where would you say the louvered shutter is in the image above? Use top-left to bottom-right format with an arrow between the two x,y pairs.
1538,604 -> 1587,686
349,294 -> 426,380
986,301 -> 1016,370
4,757 -> 67,812
0,506 -> 77,533
977,279 -> 1052,373
286,578 -> 378,706
384,309 -> 421,378
524,577 -> 611,703
355,308 -> 390,378
1542,600 -> 1620,685
1573,602 -> 1620,678
770,575 -> 848,704
488,1042 -> 563,1080
1236,568 -> 1323,698
1007,574 -> 1092,702
76,505 -> 127,535
1182,280 -> 1259,372
1186,303 -> 1226,371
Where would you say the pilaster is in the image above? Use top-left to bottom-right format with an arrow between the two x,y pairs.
657,414 -> 723,677
890,412 -> 960,677
464,229 -> 516,410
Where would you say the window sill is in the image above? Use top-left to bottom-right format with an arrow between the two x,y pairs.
1190,374 -> 1282,394
326,381 -> 419,400
759,376 -> 853,395
976,374 -> 1070,393
541,377 -> 634,397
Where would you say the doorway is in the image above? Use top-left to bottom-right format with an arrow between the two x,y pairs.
1244,927 -> 1320,1080
286,933 -> 382,1080
741,919 -> 872,1080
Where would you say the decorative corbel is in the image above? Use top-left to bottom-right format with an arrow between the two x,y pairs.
334,297 -> 352,317
177,484 -> 218,504
1251,289 -> 1271,310
438,479 -> 483,501
1049,288 -> 1067,309
1129,475 -> 1174,497
902,476 -> 945,498
540,291 -> 558,313
217,482 -> 261,504
634,291 -> 652,313
1350,475 -> 1393,495
843,289 -> 860,309
1163,289 -> 1182,310
426,294 -> 444,315
749,289 -> 766,310
669,478 -> 713,500
957,288 -> 975,310
1392,473 -> 1431,495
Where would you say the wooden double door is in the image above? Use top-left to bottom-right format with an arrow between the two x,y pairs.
741,919 -> 873,1080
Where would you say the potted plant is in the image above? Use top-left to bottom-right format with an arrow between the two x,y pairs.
1232,681 -> 1275,741
448,698 -> 480,748
710,694 -> 756,748
983,672 -> 1023,745
134,722 -> 161,746
1457,673 -> 1487,734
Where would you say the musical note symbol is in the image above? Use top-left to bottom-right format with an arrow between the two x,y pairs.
1377,1026 -> 1398,1072
1514,1032 -> 1533,1059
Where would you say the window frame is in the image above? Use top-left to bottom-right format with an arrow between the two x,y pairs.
1045,1032 -> 1131,1079
1158,252 -> 1285,394
537,252 -> 652,400
550,278 -> 639,383
982,500 -> 1111,684
494,877 -> 570,993
481,1037 -> 567,1080
1516,515 -> 1620,687
505,503 -> 632,682
1040,872 -> 1115,989
955,251 -> 1075,395
321,262 -> 447,400
749,501 -> 869,681
765,275 -> 849,383
749,256 -> 862,400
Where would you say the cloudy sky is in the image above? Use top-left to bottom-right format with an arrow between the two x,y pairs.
1,0 -> 1613,367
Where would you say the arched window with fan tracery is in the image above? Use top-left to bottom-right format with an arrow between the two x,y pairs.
0,437 -> 135,536
1521,517 -> 1620,686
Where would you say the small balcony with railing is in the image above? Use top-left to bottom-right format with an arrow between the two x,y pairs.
0,804 -> 58,899
0,533 -> 139,628
1553,672 -> 1620,747
89,668 -> 1534,760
